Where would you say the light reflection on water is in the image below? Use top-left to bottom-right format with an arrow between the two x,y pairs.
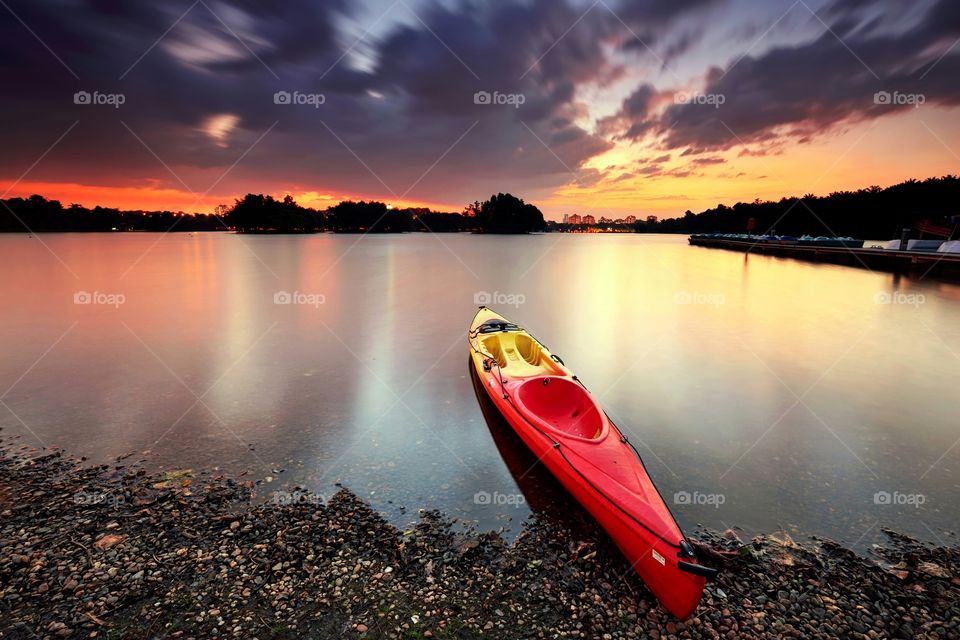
1,232 -> 958,550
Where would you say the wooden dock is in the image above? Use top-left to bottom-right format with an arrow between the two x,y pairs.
687,237 -> 960,281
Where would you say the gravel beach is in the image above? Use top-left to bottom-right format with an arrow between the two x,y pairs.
1,438 -> 957,640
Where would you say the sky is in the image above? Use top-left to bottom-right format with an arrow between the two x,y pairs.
0,0 -> 958,220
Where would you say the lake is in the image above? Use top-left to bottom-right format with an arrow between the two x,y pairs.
1,232 -> 958,550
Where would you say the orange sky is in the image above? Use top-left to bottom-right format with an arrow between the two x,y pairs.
0,181 -> 464,215
541,107 -> 960,219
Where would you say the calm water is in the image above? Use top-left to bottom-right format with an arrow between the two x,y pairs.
2,232 -> 958,550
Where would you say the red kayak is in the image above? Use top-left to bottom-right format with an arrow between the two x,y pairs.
468,307 -> 715,619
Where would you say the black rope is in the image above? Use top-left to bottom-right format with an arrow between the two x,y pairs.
616,430 -> 696,557
468,335 -> 509,398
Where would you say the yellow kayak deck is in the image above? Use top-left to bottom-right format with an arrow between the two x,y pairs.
469,307 -> 566,378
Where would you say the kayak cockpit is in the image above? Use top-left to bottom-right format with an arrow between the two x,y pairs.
515,376 -> 607,440
478,332 -> 564,377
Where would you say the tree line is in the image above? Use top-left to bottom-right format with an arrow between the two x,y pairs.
227,192 -> 547,233
3,176 -> 956,238
0,192 -> 548,234
641,176 -> 960,239
0,195 -> 225,232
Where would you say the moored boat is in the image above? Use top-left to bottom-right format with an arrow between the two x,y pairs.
881,239 -> 945,252
467,307 -> 715,619
797,235 -> 865,248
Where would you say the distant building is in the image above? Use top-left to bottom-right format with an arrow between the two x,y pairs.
646,215 -> 658,224
567,214 -> 582,224
600,217 -> 612,224
214,204 -> 229,216
624,215 -> 637,224
582,214 -> 596,225
562,214 -> 569,223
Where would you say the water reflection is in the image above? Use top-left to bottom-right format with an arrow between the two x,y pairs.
1,233 -> 958,550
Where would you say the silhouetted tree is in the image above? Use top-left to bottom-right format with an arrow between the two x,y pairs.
0,195 -> 235,232
474,193 -> 546,233
416,211 -> 470,232
642,175 -> 960,238
226,194 -> 319,233
463,200 -> 481,217
326,200 -> 413,232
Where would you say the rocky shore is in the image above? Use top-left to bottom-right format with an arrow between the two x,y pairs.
1,439 -> 958,639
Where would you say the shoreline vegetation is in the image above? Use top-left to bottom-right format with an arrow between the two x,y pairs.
0,193 -> 549,236
1,437 -> 957,639
1,176 -> 958,238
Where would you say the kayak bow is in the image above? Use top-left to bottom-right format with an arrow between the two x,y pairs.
468,306 -> 716,619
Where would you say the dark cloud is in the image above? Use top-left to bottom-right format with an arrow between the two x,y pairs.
6,0 -> 705,204
657,27 -> 707,67
607,0 -> 960,153
632,163 -> 700,180
613,0 -> 724,25
617,0 -> 724,54
15,0 -> 926,207
0,0 -> 363,185
596,83 -> 665,140
623,84 -> 658,117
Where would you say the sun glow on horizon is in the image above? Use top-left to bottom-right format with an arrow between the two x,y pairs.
0,181 -> 466,216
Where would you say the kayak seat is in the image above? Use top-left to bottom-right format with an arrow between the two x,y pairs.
516,377 -> 604,440
480,332 -> 564,376
482,336 -> 508,368
515,334 -> 545,365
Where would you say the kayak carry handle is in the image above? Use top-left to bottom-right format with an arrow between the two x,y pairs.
677,560 -> 719,580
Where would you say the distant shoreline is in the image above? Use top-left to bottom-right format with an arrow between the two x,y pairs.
4,175 -> 958,238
